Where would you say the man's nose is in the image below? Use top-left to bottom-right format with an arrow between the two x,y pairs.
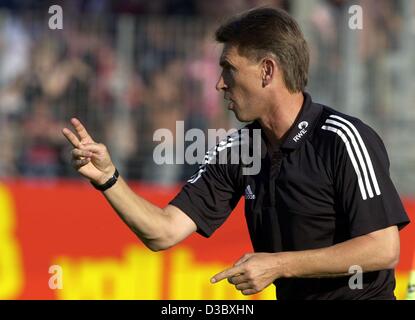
215,75 -> 227,92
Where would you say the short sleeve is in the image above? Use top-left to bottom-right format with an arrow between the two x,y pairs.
333,119 -> 410,238
169,139 -> 244,238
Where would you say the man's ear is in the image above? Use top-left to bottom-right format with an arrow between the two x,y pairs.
261,58 -> 276,87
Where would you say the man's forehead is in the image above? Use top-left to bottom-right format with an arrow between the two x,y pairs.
219,44 -> 239,64
219,44 -> 259,67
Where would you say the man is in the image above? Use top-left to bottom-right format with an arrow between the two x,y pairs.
62,7 -> 409,299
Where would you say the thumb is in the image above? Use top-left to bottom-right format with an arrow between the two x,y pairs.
234,253 -> 254,266
79,143 -> 105,154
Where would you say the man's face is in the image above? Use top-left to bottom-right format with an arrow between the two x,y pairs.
216,44 -> 265,122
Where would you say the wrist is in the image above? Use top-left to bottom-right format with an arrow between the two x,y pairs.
94,165 -> 116,185
91,167 -> 119,191
273,252 -> 294,278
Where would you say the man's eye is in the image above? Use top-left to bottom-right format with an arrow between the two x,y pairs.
223,66 -> 234,74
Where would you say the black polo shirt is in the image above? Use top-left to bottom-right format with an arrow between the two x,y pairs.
170,92 -> 410,300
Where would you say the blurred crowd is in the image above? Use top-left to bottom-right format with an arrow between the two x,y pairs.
0,0 -> 290,17
0,0 -> 413,188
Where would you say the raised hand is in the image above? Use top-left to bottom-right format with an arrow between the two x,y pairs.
62,118 -> 116,184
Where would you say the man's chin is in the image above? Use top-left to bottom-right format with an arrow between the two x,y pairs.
232,110 -> 254,123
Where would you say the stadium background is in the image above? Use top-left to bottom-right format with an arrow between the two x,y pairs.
0,0 -> 414,299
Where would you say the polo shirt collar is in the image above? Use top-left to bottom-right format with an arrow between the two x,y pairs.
280,92 -> 322,150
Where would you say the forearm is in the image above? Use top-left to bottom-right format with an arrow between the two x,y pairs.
279,228 -> 399,278
62,120 -> 193,250
101,176 -> 172,250
212,229 -> 399,295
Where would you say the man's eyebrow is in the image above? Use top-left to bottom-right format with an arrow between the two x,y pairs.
219,59 -> 233,68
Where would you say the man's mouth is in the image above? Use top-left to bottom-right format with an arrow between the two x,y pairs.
224,93 -> 235,110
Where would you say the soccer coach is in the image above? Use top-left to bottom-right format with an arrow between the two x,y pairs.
62,7 -> 410,299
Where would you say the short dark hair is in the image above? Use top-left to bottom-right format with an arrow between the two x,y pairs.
215,7 -> 309,93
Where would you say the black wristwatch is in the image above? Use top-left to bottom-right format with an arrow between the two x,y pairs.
91,168 -> 119,191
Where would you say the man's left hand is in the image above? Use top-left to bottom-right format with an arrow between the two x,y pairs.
210,252 -> 285,295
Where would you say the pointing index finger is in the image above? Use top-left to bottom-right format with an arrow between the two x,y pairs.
211,265 -> 244,284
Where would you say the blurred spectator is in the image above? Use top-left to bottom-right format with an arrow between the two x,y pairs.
360,0 -> 404,119
140,59 -> 185,184
307,0 -> 347,107
18,98 -> 65,177
0,13 -> 30,85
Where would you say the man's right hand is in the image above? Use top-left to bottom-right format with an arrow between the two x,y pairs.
62,118 -> 197,252
62,118 -> 116,185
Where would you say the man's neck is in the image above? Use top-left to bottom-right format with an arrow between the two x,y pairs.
258,91 -> 305,149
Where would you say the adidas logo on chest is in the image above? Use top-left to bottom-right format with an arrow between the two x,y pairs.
245,185 -> 256,200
